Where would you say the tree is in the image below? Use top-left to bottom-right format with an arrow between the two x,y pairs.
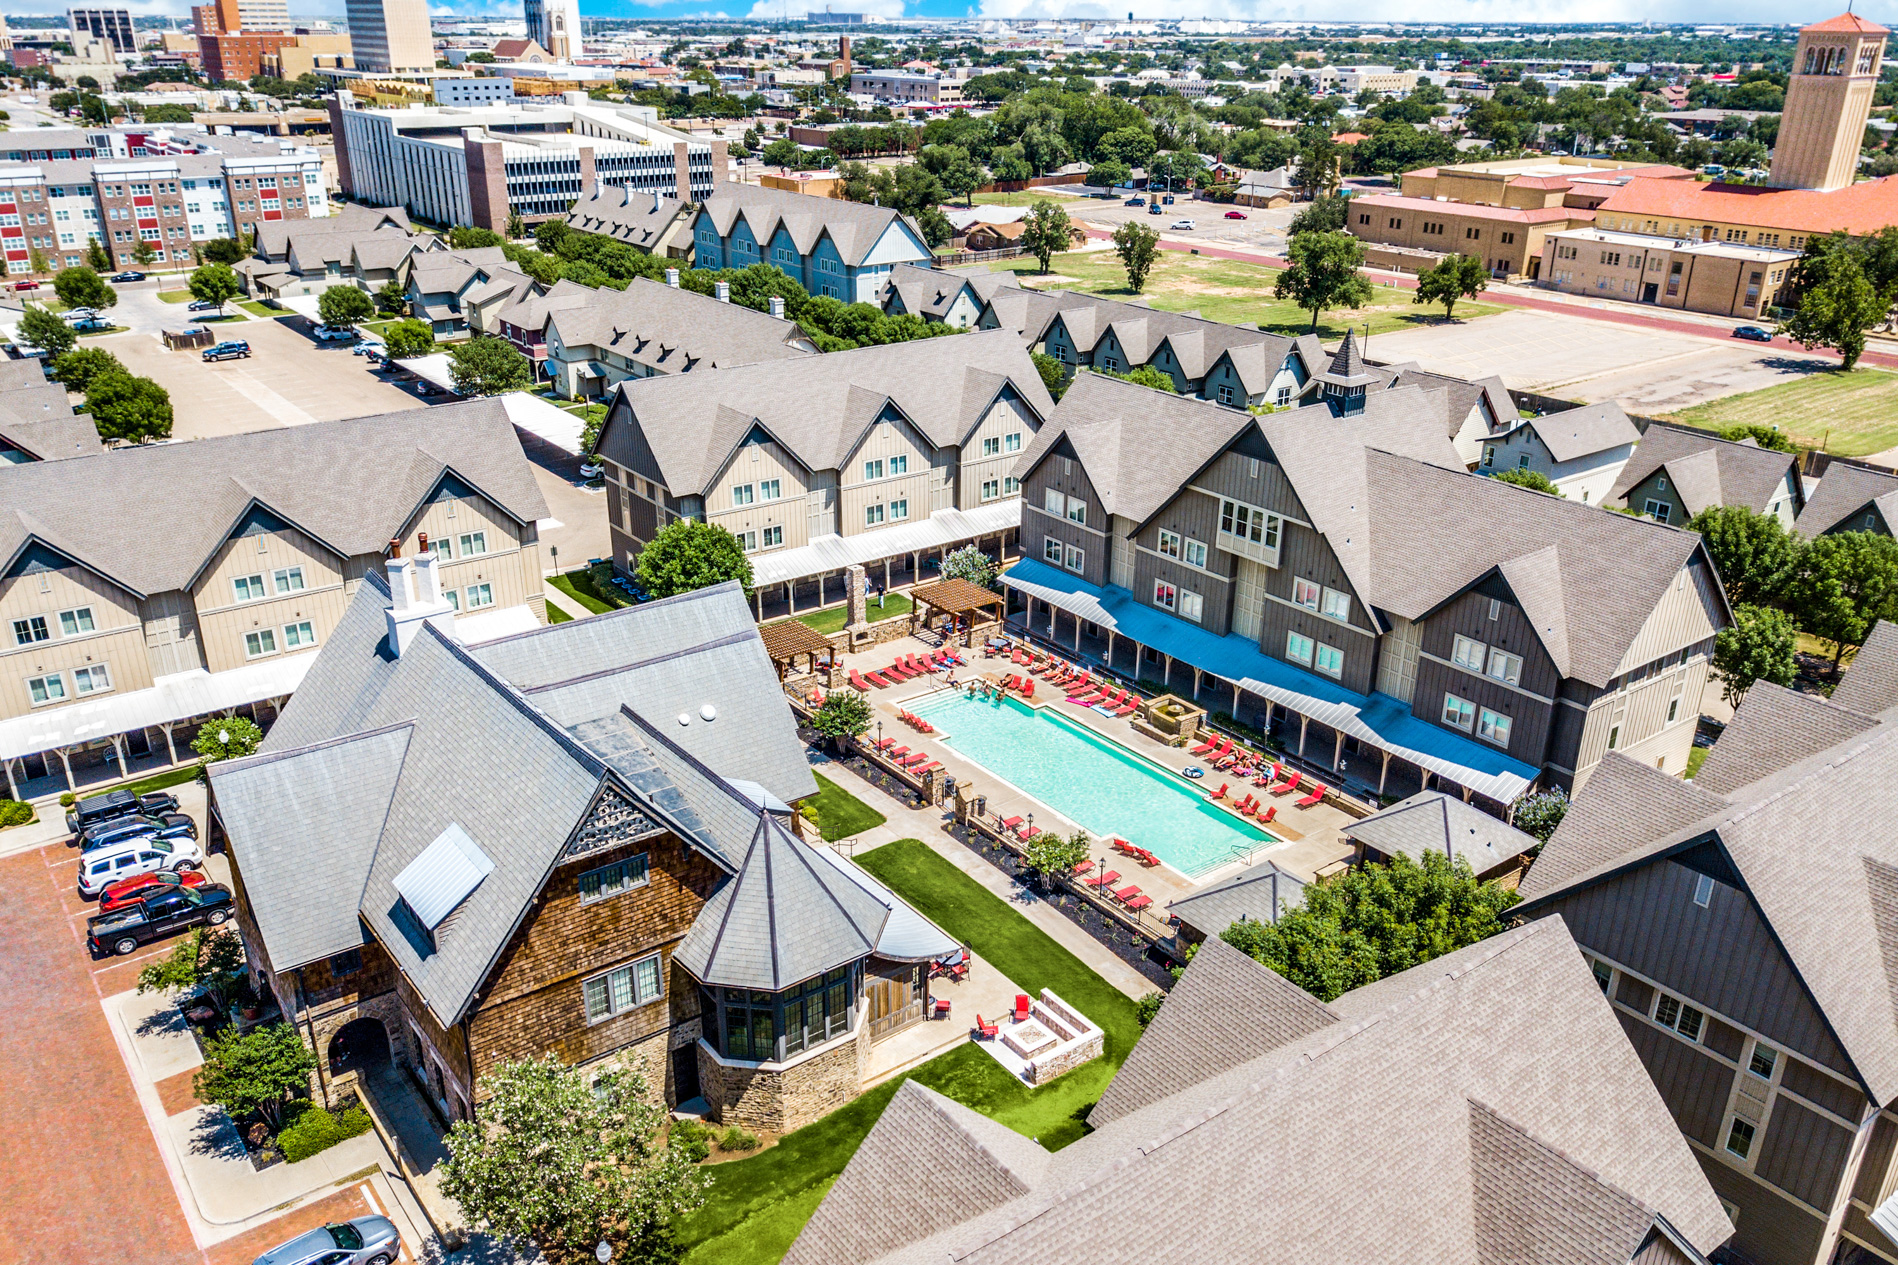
85,370 -> 172,444
1287,193 -> 1349,236
1784,252 -> 1882,370
1023,829 -> 1090,886
635,519 -> 754,599
448,226 -> 505,250
940,544 -> 999,591
506,210 -> 526,240
1510,788 -> 1569,843
1782,531 -> 1898,666
1020,200 -> 1077,275
1413,253 -> 1489,319
1085,159 -> 1131,190
192,715 -> 263,763
193,1023 -> 314,1129
1219,851 -> 1519,1003
810,690 -> 873,747
1100,364 -> 1177,392
18,304 -> 74,360
374,279 -> 406,315
187,262 -> 241,314
1687,505 -> 1802,608
53,264 -> 113,311
131,240 -> 158,267
1111,220 -> 1160,294
143,103 -> 193,124
441,1055 -> 706,1262
137,927 -> 245,1010
85,239 -> 110,271
381,318 -> 436,360
1488,468 -> 1562,496
1292,137 -> 1340,199
1712,603 -> 1799,706
1096,126 -> 1156,168
1031,351 -> 1070,401
50,345 -> 120,393
447,337 -> 532,396
1273,231 -> 1373,332
316,284 -> 373,330
919,143 -> 987,206
201,237 -> 247,266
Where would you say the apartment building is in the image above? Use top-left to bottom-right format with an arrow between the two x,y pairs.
689,181 -> 932,305
1516,620 -> 1898,1265
1540,226 -> 1799,319
563,183 -> 694,258
593,330 -> 1053,617
1471,400 -> 1643,506
878,262 -> 1020,329
331,94 -> 725,231
536,274 -> 816,399
67,7 -> 135,54
979,287 -> 1319,411
403,246 -> 536,335
0,403 -> 548,798
1613,423 -> 1807,528
238,203 -> 433,299
1797,460 -> 1898,539
846,69 -> 962,102
1004,374 -> 1730,802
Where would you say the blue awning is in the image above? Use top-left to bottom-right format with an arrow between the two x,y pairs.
1001,559 -> 1539,803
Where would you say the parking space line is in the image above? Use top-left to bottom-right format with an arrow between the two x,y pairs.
213,365 -> 320,428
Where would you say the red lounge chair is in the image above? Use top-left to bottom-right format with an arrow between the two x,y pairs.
1210,782 -> 1229,800
1295,784 -> 1326,808
874,738 -> 896,752
1085,869 -> 1121,889
1123,894 -> 1153,912
1013,648 -> 1029,665
976,1014 -> 999,1040
1112,884 -> 1141,903
932,649 -> 951,665
1072,859 -> 1094,875
1020,679 -> 1036,699
862,671 -> 889,688
1069,689 -> 1105,707
889,746 -> 910,759
1188,735 -> 1220,756
850,670 -> 870,690
1111,698 -> 1138,717
916,761 -> 943,774
1259,805 -> 1277,824
903,752 -> 930,767
999,816 -> 1023,831
1270,770 -> 1302,796
1012,820 -> 1034,840
932,998 -> 952,1019
1014,994 -> 1031,1023
1110,837 -> 1135,854
1131,848 -> 1159,867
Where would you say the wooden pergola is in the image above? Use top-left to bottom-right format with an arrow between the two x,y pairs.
908,579 -> 1006,646
761,619 -> 836,684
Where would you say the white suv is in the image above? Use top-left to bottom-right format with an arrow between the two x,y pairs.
79,834 -> 205,897
312,324 -> 357,342
1169,218 -> 1196,230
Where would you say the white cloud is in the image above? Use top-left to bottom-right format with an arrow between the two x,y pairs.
748,0 -> 904,16
975,0 -> 1895,22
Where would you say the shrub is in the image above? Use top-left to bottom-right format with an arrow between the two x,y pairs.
717,1125 -> 760,1152
1136,992 -> 1165,1026
0,799 -> 31,828
670,1118 -> 712,1163
59,791 -> 75,807
277,1103 -> 373,1163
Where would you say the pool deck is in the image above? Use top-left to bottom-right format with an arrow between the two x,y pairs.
836,637 -> 1356,910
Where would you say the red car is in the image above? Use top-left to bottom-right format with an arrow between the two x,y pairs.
12,279 -> 39,291
98,868 -> 208,913
1224,210 -> 1247,220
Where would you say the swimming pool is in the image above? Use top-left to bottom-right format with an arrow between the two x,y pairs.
911,690 -> 1276,879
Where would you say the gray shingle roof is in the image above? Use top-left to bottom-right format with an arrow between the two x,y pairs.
1346,790 -> 1541,877
0,414 -> 101,463
1163,858 -> 1308,942
1517,628 -> 1898,1104
1832,620 -> 1898,714
544,277 -> 813,375
785,919 -> 1731,1265
1797,459 -> 1898,537
880,263 -> 1019,321
696,180 -> 930,269
0,400 -> 548,598
256,203 -> 411,261
1512,401 -> 1642,465
601,328 -> 1053,498
1382,363 -> 1512,438
1609,423 -> 1802,517
673,809 -> 889,991
565,183 -> 688,250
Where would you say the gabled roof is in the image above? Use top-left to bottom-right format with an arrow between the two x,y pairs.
1163,858 -> 1307,942
1797,459 -> 1898,537
1832,620 -> 1898,714
565,183 -> 689,250
879,262 -> 1019,321
0,414 -> 101,463
1804,10 -> 1888,32
408,248 -> 513,298
785,920 -> 1731,1265
0,400 -> 547,598
1517,629 -> 1898,1104
496,277 -> 594,335
1347,790 -> 1540,876
255,202 -> 411,260
1500,401 -> 1642,465
1381,363 -> 1512,437
1610,423 -> 1802,517
697,180 -> 930,269
601,329 -> 1053,498
544,277 -> 814,375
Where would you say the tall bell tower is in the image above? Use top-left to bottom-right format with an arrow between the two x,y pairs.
1770,12 -> 1889,191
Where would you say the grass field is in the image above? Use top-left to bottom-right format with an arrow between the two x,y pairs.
971,189 -> 1083,207
974,248 -> 1507,339
798,772 -> 886,842
156,289 -> 190,304
1666,368 -> 1898,459
783,592 -> 911,636
547,571 -> 617,614
237,300 -> 277,319
674,838 -> 1141,1265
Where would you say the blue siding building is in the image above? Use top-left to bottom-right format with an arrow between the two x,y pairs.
691,182 -> 932,303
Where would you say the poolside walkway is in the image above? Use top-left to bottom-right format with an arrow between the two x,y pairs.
810,752 -> 1159,1003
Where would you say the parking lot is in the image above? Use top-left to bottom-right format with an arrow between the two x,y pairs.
1058,190 -> 1297,250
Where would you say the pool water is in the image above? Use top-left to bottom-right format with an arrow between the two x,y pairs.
912,690 -> 1276,879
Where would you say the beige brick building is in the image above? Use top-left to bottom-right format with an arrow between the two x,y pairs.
1345,192 -> 1588,279
1538,226 -> 1799,319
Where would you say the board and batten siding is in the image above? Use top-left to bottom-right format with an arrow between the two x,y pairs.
1545,859 -> 1857,1080
956,392 -> 1037,509
1616,1007 -> 1734,1149
1696,1146 -> 1829,1265
1614,552 -> 1724,676
1754,1094 -> 1857,1214
137,589 -> 205,678
1411,581 -> 1563,764
708,434 -> 816,555
1020,442 -> 1108,589
836,411 -> 947,537
1375,612 -> 1421,704
1133,488 -> 1234,636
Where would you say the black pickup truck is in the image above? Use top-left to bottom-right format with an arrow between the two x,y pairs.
66,788 -> 181,837
87,883 -> 233,956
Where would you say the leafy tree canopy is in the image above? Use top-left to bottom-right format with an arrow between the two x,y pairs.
50,345 -> 121,393
19,304 -> 74,360
1020,199 -> 1078,276
1717,422 -> 1795,452
187,262 -> 241,313
381,319 -> 436,360
53,265 -> 113,311
1272,230 -> 1372,331
316,284 -> 374,329
1510,787 -> 1569,843
193,1023 -> 314,1128
940,543 -> 1000,590
1488,468 -> 1562,496
1781,530 -> 1898,665
810,690 -> 874,741
1031,351 -> 1070,401
1111,220 -> 1160,294
85,370 -> 172,444
1687,505 -> 1802,608
635,519 -> 754,599
193,715 -> 263,762
1713,602 -> 1798,707
447,337 -> 533,396
1413,253 -> 1490,319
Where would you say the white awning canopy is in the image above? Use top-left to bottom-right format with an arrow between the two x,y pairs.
0,652 -> 318,760
750,500 -> 1020,588
497,390 -> 586,455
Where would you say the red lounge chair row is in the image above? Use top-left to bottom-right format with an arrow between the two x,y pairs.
897,709 -> 935,733
1000,674 -> 1037,698
1110,838 -> 1159,867
1224,793 -> 1278,824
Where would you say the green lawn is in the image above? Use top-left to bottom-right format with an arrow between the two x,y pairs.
547,572 -> 612,615
156,289 -> 191,304
675,839 -> 1141,1265
79,762 -> 202,801
798,772 -> 886,842
780,592 -> 911,637
545,602 -> 573,624
1685,746 -> 1708,780
551,567 -> 633,612
970,189 -> 1083,207
237,300 -> 278,318
76,324 -> 128,337
972,248 -> 1507,339
1667,368 -> 1898,459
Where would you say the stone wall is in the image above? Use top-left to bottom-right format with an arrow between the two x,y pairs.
696,1028 -> 864,1133
577,1025 -> 675,1109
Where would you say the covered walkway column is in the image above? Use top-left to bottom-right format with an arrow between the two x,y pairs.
1105,629 -> 1116,670
54,746 -> 73,792
1378,748 -> 1392,796
158,721 -> 179,767
1333,731 -> 1345,772
1298,714 -> 1309,758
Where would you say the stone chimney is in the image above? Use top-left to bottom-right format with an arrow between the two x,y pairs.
665,267 -> 679,287
715,281 -> 730,303
769,295 -> 785,318
385,536 -> 459,657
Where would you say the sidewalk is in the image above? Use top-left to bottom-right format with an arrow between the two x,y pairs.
540,581 -> 591,622
812,754 -> 1158,1002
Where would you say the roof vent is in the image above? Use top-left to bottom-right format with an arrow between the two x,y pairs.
700,703 -> 718,721
678,712 -> 692,726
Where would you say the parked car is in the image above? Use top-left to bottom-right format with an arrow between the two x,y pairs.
579,458 -> 604,479
109,270 -> 145,283
98,868 -> 209,914
312,324 -> 356,342
202,340 -> 251,361
70,317 -> 112,333
62,307 -> 97,323
66,787 -> 181,835
352,341 -> 383,357
1733,325 -> 1775,342
87,881 -> 232,954
1147,202 -> 1162,215
414,380 -> 439,396
79,834 -> 206,898
81,811 -> 198,852
11,279 -> 38,291
187,299 -> 219,312
1224,210 -> 1247,220
1124,196 -> 1145,206
1170,219 -> 1196,230
250,1217 -> 400,1265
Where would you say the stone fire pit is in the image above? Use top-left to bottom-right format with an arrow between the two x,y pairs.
1003,1019 -> 1056,1059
